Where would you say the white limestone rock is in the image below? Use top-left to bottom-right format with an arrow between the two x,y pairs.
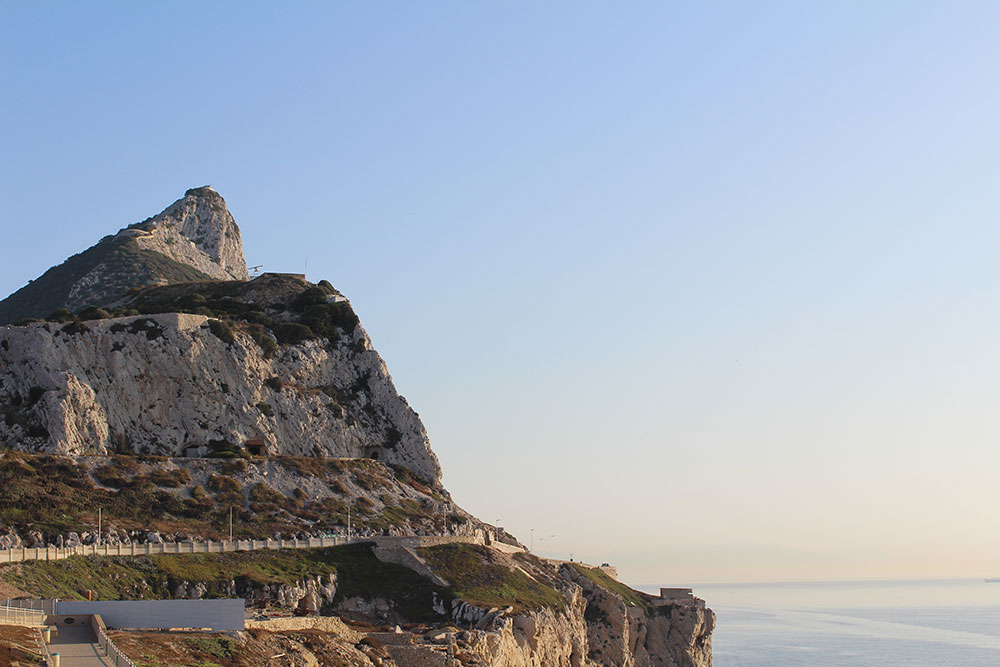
0,312 -> 442,483
126,186 -> 248,282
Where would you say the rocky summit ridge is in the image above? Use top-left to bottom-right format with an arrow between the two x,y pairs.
0,186 -> 247,325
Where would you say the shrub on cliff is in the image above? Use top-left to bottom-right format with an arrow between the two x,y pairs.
418,544 -> 566,613
272,322 -> 314,345
206,318 -> 235,345
78,306 -> 112,320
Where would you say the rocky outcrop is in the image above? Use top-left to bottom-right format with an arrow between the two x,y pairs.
461,594 -> 590,667
62,186 -> 248,312
0,312 -> 441,482
0,187 -> 248,324
125,186 -> 248,282
427,564 -> 712,667
562,566 -> 713,667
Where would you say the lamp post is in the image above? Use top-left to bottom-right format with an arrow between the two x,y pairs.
496,519 -> 501,543
530,528 -> 535,553
229,506 -> 234,542
97,507 -> 102,547
347,502 -> 351,540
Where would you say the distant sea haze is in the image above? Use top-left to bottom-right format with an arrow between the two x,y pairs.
639,579 -> 1000,667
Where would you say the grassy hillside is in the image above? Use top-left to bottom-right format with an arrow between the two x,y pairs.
0,542 -> 449,620
418,544 -> 566,613
1,543 -> 573,621
567,562 -> 654,609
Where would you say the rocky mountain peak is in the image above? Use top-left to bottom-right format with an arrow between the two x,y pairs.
129,186 -> 248,282
0,188 -> 249,324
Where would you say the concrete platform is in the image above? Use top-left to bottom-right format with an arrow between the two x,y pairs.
49,624 -> 112,666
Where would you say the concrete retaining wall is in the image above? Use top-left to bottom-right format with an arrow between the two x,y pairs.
372,544 -> 451,587
370,535 -> 485,549
54,599 -> 244,631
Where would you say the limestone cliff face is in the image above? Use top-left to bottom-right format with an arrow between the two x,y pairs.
461,577 -> 712,667
0,312 -> 441,482
562,566 -> 713,667
461,592 -> 591,667
124,186 -> 248,283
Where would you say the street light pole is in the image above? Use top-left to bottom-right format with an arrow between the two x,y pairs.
347,502 -> 351,540
229,506 -> 233,542
97,507 -> 102,546
530,528 -> 535,553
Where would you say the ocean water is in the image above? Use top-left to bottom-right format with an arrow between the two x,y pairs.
641,579 -> 1000,666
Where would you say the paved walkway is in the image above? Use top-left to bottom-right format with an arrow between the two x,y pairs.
50,624 -> 112,666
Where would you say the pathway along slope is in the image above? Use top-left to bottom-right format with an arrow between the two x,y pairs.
50,624 -> 112,667
0,533 -> 512,565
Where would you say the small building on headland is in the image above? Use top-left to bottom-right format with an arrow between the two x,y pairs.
261,272 -> 306,281
653,587 -> 705,608
245,437 -> 267,457
659,588 -> 694,601
182,444 -> 208,458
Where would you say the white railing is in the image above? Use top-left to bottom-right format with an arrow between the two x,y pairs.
0,536 -> 349,565
0,603 -> 44,626
95,620 -> 136,667
0,533 -> 503,565
3,598 -> 57,614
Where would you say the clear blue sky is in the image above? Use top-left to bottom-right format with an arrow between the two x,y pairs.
2,2 -> 999,584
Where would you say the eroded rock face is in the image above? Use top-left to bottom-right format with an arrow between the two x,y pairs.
463,591 -> 590,667
0,312 -> 441,482
126,186 -> 249,283
63,187 -> 248,314
429,567 -> 711,667
561,565 -> 714,667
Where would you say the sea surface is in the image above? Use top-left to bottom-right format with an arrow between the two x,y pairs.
640,579 -> 1000,666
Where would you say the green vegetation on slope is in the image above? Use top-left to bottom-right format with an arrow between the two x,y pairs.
418,544 -> 565,613
17,274 -> 362,353
119,278 -> 360,348
0,236 -> 214,324
0,543 -> 449,621
567,562 -> 653,610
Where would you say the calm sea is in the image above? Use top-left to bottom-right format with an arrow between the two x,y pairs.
640,579 -> 1000,666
